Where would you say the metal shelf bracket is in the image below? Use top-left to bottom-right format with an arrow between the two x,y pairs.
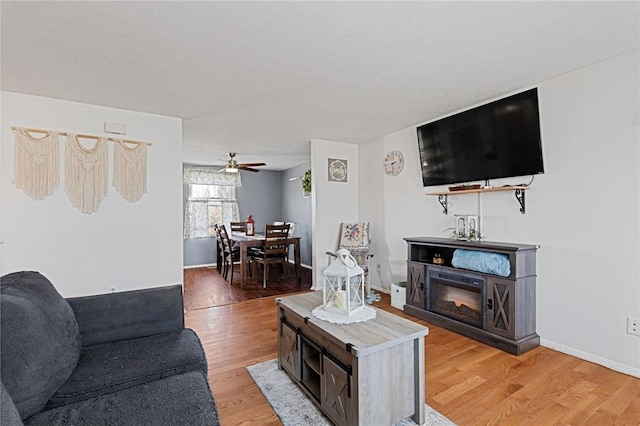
438,194 -> 448,215
428,186 -> 528,215
514,188 -> 526,214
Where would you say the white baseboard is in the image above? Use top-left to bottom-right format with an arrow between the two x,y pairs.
371,285 -> 390,295
286,259 -> 312,269
183,263 -> 216,269
540,338 -> 640,378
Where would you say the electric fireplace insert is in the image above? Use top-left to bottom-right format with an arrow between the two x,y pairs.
427,267 -> 485,329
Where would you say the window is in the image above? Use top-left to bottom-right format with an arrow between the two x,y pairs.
184,184 -> 240,239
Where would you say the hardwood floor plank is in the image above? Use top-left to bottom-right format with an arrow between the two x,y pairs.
431,374 -> 488,405
183,274 -> 640,426
575,377 -> 640,425
183,264 -> 312,311
617,398 -> 640,426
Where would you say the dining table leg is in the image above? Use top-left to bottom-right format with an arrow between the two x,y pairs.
293,239 -> 301,284
239,243 -> 248,290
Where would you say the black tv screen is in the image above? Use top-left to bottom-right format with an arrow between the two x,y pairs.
417,88 -> 544,187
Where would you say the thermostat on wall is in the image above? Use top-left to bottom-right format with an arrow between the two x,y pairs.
104,122 -> 127,135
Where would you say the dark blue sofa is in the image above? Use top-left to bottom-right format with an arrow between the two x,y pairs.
0,271 -> 219,425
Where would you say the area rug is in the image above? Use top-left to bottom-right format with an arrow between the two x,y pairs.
247,359 -> 456,426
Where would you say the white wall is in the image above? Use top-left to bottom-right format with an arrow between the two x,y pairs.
357,136 -> 390,292
282,162 -> 313,266
311,139 -> 359,290
359,50 -> 640,376
1,92 -> 183,297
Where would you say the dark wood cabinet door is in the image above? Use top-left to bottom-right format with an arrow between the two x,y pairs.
486,277 -> 515,338
407,262 -> 426,309
280,321 -> 299,379
321,355 -> 351,426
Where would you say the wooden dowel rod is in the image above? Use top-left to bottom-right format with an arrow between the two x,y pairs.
11,126 -> 152,146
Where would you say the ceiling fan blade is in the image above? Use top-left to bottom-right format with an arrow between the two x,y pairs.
238,162 -> 266,167
239,166 -> 260,172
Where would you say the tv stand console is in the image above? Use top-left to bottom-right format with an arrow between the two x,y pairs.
403,237 -> 539,355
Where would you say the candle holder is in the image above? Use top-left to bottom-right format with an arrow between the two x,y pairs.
322,249 -> 365,316
453,214 -> 480,240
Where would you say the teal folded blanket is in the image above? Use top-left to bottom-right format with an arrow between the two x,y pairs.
451,249 -> 511,277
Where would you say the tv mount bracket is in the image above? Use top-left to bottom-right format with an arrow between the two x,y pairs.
433,186 -> 527,215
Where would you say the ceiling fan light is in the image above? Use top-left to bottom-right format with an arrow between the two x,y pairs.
225,166 -> 239,173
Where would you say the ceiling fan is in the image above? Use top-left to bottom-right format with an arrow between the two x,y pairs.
220,152 -> 266,173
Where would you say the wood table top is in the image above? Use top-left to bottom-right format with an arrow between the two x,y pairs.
277,291 -> 428,356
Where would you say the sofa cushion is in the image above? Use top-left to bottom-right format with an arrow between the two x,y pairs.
0,271 -> 81,420
26,371 -> 219,426
45,328 -> 207,409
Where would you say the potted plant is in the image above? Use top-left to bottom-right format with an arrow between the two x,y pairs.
302,169 -> 311,197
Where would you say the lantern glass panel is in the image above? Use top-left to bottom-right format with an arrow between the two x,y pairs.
323,269 -> 364,316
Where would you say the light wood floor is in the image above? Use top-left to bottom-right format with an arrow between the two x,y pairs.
185,292 -> 640,425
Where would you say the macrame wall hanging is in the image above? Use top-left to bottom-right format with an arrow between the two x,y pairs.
112,141 -> 148,202
65,134 -> 109,214
13,128 -> 60,200
12,126 -> 152,214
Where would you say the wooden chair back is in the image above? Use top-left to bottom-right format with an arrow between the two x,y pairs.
230,222 -> 246,233
252,224 -> 290,288
213,223 -> 223,251
273,221 -> 296,237
263,224 -> 290,254
218,224 -> 241,284
218,225 -> 234,253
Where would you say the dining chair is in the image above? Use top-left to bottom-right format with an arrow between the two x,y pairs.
274,221 -> 296,237
213,224 -> 223,273
251,223 -> 290,288
218,224 -> 240,285
326,222 -> 377,302
230,222 -> 246,233
273,221 -> 296,262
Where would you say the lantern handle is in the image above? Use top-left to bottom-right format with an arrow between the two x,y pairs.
336,248 -> 357,268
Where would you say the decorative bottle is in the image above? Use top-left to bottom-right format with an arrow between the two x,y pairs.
245,215 -> 255,236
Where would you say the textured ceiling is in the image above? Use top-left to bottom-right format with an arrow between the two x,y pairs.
2,1 -> 638,170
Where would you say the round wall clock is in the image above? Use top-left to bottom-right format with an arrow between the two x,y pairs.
384,150 -> 404,176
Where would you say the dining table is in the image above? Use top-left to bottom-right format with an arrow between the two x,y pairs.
217,232 -> 302,289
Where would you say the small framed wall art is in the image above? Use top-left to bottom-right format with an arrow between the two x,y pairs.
454,214 -> 479,240
328,158 -> 348,182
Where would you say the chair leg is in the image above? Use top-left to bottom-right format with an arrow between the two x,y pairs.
263,263 -> 267,288
229,258 -> 234,286
222,256 -> 228,280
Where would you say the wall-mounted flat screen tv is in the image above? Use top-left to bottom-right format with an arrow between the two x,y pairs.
417,88 -> 544,187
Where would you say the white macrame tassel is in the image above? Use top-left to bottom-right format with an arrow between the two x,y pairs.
65,134 -> 109,214
14,129 -> 60,200
112,141 -> 147,202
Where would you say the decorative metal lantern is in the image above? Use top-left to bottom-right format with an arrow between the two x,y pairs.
322,249 -> 365,316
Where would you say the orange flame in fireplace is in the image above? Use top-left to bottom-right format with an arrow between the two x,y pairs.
454,300 -> 462,308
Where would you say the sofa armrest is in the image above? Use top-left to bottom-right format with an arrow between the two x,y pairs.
66,284 -> 185,347
1,381 -> 24,426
